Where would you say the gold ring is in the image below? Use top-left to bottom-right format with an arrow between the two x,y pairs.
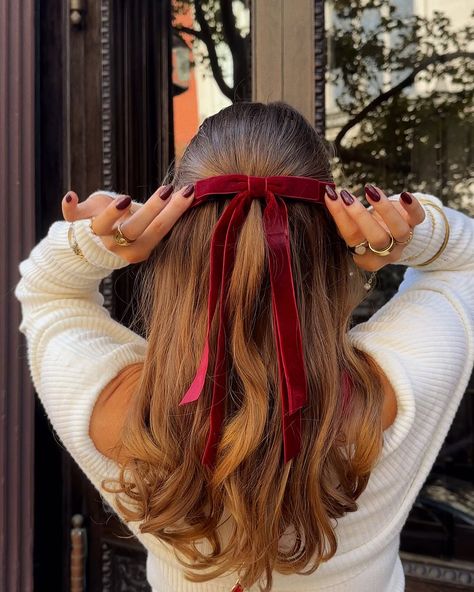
347,240 -> 369,255
113,222 -> 136,246
368,234 -> 396,256
394,228 -> 413,245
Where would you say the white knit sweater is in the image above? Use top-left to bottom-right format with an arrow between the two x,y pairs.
14,193 -> 474,592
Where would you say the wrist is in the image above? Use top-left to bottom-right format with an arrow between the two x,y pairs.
72,218 -> 130,270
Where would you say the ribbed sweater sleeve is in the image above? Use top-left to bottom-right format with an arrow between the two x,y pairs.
344,193 -> 474,548
14,215 -> 148,482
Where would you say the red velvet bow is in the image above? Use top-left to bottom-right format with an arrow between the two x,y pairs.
178,174 -> 337,469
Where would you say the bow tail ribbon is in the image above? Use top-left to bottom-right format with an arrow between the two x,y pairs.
263,192 -> 307,462
179,189 -> 308,468
179,192 -> 253,468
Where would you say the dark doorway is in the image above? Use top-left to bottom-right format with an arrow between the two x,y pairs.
35,1 -> 173,589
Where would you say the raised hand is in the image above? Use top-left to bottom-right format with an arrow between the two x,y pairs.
324,185 -> 426,271
61,183 -> 195,264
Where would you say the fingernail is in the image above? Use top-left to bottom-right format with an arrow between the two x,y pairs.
365,184 -> 380,202
325,186 -> 338,201
116,196 -> 132,210
340,190 -> 354,205
65,192 -> 72,203
158,184 -> 174,200
182,183 -> 194,198
401,192 -> 413,205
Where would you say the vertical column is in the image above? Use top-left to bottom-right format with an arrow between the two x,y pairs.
314,0 -> 326,136
0,0 -> 36,591
251,0 -> 315,125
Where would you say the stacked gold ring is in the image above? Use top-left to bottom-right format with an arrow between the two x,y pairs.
89,217 -> 136,246
348,227 -> 413,257
113,223 -> 136,246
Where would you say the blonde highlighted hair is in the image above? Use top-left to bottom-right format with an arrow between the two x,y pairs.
102,101 -> 385,591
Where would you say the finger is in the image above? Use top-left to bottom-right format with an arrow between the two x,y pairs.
117,184 -> 175,241
398,192 -> 427,226
324,186 -> 366,247
364,185 -> 413,243
88,191 -> 143,216
339,188 -> 393,251
139,183 -> 195,250
61,191 -> 80,221
90,195 -> 133,235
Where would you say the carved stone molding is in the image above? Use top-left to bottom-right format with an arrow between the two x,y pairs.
100,0 -> 114,314
314,0 -> 326,135
101,0 -> 113,191
401,553 -> 474,588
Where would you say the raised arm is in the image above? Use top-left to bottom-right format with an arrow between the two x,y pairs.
14,218 -> 148,481
347,193 -> 473,500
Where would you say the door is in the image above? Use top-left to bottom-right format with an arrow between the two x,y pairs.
36,1 -> 173,589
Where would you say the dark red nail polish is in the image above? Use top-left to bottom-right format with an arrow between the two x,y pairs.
116,196 -> 132,210
65,193 -> 72,203
182,183 -> 194,197
401,192 -> 413,205
158,184 -> 174,200
340,190 -> 354,205
365,184 -> 380,202
325,186 -> 338,201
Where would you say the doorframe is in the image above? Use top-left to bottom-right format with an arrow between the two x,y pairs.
0,1 -> 36,591
251,0 -> 325,133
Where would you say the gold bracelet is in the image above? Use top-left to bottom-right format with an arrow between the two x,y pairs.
67,221 -> 89,262
402,204 -> 436,263
412,200 -> 450,267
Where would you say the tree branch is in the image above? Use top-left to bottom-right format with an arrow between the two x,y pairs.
219,0 -> 250,100
337,146 -> 411,173
334,51 -> 474,150
219,0 -> 238,50
173,25 -> 206,42
193,1 -> 234,100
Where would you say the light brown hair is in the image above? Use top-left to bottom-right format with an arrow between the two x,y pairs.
103,101 -> 385,591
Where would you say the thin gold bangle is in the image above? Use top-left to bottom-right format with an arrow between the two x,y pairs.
67,221 -> 89,262
412,201 -> 450,267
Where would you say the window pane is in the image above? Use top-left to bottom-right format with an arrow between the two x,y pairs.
171,0 -> 251,160
325,0 -> 473,213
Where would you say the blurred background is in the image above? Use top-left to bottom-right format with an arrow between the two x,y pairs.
1,1 -> 473,590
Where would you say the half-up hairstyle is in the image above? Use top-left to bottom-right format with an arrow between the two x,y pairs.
102,101 -> 385,591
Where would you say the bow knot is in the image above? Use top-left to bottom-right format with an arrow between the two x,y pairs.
179,174 -> 338,470
247,175 -> 268,196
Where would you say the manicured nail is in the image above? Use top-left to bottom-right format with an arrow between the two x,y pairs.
65,192 -> 72,203
116,196 -> 132,210
158,184 -> 174,200
340,189 -> 354,205
325,186 -> 338,201
365,184 -> 380,202
401,192 -> 413,205
182,183 -> 194,197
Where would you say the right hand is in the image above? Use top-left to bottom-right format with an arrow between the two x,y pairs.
324,186 -> 426,272
61,184 -> 195,264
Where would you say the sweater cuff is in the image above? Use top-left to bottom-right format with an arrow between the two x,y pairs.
47,218 -> 130,278
72,218 -> 131,270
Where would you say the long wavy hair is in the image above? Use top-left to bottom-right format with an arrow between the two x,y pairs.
102,101 -> 385,591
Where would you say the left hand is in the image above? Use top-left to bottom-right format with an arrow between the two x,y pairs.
61,184 -> 195,264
